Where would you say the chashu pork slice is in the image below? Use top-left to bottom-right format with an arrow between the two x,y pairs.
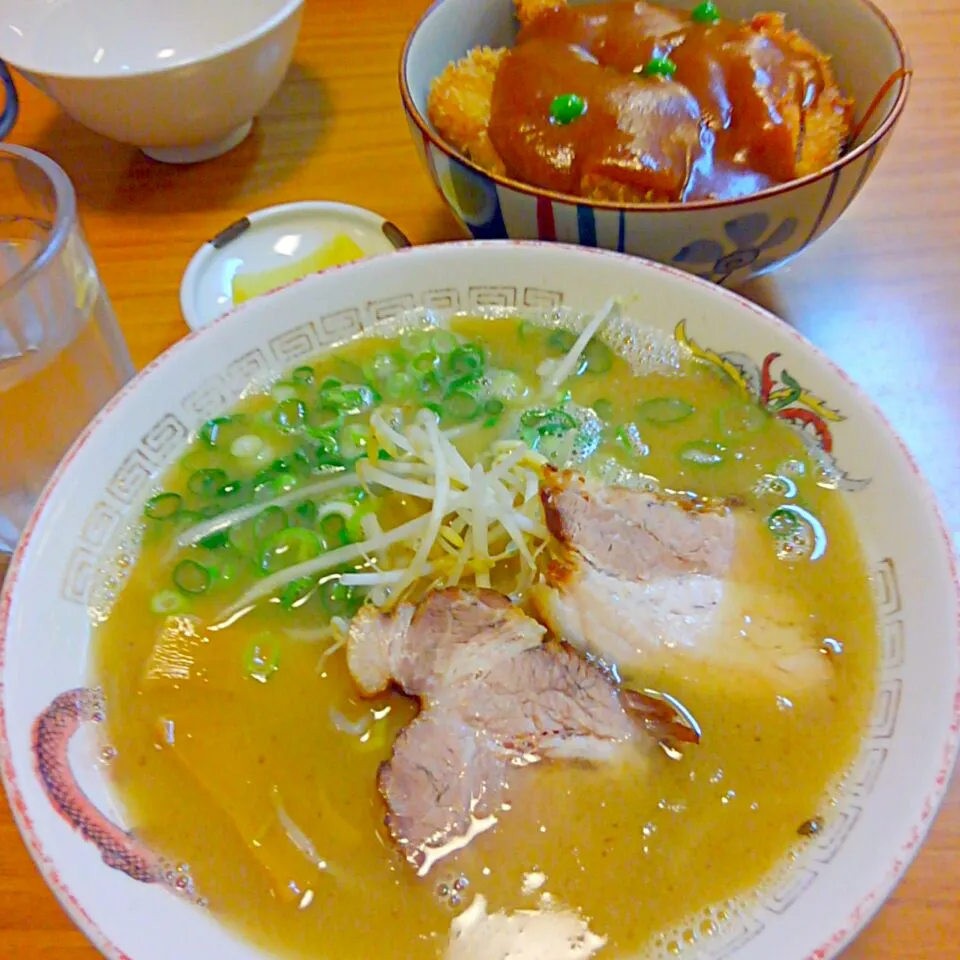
346,588 -> 696,875
532,469 -> 832,693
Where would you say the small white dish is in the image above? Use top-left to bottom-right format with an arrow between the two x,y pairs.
179,201 -> 411,331
0,0 -> 304,163
0,242 -> 956,960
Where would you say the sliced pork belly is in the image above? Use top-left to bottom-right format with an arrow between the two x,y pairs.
347,589 -> 545,699
379,709 -> 509,874
533,469 -> 832,693
346,588 -> 696,874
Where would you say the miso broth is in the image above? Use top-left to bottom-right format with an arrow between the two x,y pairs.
92,315 -> 879,958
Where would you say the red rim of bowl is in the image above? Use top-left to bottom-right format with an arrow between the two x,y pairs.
398,0 -> 913,213
0,241 -> 957,960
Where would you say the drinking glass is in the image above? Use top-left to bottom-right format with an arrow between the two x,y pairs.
0,144 -> 134,579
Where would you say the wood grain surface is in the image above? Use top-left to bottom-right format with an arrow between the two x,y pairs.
2,0 -> 958,956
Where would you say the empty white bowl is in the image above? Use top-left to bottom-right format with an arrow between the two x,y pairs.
0,0 -> 304,163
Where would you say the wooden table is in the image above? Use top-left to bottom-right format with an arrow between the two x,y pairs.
2,0 -> 958,956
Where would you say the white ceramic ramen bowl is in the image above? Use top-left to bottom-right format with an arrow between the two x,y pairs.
400,0 -> 911,283
0,0 -> 304,163
0,242 -> 957,960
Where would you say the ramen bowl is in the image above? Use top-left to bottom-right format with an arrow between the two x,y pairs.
399,0 -> 911,283
0,0 -> 304,163
0,242 -> 956,960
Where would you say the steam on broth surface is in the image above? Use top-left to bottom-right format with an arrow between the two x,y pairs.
92,311 -> 878,959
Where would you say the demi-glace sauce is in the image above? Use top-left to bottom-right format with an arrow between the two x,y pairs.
93,318 -> 878,959
488,2 -> 842,201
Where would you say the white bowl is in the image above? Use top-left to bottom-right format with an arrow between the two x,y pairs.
1,242 -> 957,960
400,0 -> 910,282
0,0 -> 304,163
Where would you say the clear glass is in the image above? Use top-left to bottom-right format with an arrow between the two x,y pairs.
0,144 -> 134,578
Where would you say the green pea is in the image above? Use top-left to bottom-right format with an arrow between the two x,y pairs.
691,1 -> 720,24
643,57 -> 678,78
549,93 -> 587,125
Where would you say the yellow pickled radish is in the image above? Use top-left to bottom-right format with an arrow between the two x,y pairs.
232,234 -> 367,304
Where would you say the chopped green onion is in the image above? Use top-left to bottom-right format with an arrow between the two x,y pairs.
292,365 -> 315,385
216,480 -> 247,500
489,370 -> 523,400
447,390 -> 481,421
270,381 -> 300,403
254,505 -> 289,543
245,635 -> 280,681
381,371 -> 412,399
518,320 -> 535,341
447,374 -> 485,398
308,429 -> 340,460
430,330 -> 458,354
294,499 -> 319,526
320,513 -> 351,548
280,576 -> 317,610
344,486 -> 368,505
173,559 -> 213,595
638,397 -> 696,425
307,404 -> 344,436
230,434 -> 265,459
144,492 -> 182,520
520,407 -> 577,435
293,447 -> 315,472
341,425 -> 370,462
332,359 -> 366,384
344,500 -> 376,541
150,589 -> 185,615
718,400 -> 767,436
199,529 -> 230,550
187,469 -> 227,498
768,507 -> 802,537
449,344 -> 485,376
547,329 -> 578,355
275,397 -> 307,431
593,398 -> 614,420
253,471 -> 297,500
615,423 -> 648,456
321,580 -> 361,618
412,351 -> 440,374
369,353 -> 401,381
678,439 -> 726,467
252,469 -> 276,496
483,398 -> 505,427
198,416 -> 233,447
583,338 -> 613,374
401,329 -> 431,354
276,473 -> 300,494
259,527 -> 322,574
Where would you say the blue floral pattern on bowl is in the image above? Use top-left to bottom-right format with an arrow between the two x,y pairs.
672,213 -> 798,284
437,154 -> 507,239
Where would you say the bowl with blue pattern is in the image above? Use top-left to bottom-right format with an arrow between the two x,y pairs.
399,0 -> 910,284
